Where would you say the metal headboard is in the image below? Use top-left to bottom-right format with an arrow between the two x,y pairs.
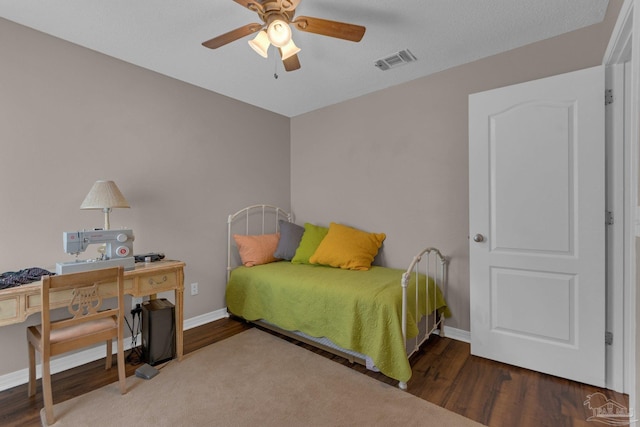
227,204 -> 293,281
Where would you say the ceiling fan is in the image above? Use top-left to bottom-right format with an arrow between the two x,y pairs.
202,0 -> 366,72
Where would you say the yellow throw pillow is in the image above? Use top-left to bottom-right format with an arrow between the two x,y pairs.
309,223 -> 385,271
233,233 -> 280,267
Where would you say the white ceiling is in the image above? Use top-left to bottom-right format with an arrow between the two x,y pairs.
0,0 -> 610,117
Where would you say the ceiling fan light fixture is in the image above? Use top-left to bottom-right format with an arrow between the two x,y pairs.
202,1 -> 367,73
248,30 -> 270,58
267,19 -> 292,47
280,39 -> 300,60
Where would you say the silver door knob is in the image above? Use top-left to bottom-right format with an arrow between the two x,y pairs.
473,234 -> 484,242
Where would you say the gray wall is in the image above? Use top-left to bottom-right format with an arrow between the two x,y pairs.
290,0 -> 622,332
0,0 -> 622,378
0,18 -> 290,375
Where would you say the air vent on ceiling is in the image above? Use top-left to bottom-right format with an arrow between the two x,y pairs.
374,49 -> 417,71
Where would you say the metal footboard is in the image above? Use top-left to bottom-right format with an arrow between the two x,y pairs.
398,247 -> 448,390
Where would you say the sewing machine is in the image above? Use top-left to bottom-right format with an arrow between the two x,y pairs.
56,229 -> 135,274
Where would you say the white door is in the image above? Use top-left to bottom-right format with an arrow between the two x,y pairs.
469,66 -> 605,387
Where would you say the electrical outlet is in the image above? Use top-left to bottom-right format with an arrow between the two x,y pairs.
132,296 -> 143,308
190,282 -> 199,296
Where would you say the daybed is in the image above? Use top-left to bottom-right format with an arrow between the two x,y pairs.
225,205 -> 450,389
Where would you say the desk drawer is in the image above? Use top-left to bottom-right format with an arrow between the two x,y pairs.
138,271 -> 178,294
0,296 -> 18,322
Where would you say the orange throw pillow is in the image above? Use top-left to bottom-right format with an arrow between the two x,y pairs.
233,233 -> 280,267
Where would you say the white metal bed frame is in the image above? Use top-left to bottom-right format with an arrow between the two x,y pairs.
226,204 -> 447,390
401,247 -> 448,373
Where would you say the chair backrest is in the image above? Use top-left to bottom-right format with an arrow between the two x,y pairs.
40,266 -> 125,344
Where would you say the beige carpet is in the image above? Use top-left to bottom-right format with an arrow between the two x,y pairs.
44,328 -> 484,427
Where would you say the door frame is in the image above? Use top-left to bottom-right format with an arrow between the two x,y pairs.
602,0 -> 638,408
605,59 -> 626,392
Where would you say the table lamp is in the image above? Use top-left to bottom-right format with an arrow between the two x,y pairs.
80,180 -> 130,230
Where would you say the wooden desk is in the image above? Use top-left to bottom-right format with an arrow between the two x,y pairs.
0,260 -> 186,361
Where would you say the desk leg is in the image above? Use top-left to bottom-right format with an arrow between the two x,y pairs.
175,288 -> 184,361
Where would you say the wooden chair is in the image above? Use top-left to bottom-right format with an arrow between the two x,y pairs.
27,266 -> 127,425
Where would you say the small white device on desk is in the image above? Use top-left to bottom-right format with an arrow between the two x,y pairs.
56,229 -> 135,274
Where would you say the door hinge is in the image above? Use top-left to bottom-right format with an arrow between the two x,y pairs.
605,89 -> 614,105
606,211 -> 614,225
605,331 -> 613,345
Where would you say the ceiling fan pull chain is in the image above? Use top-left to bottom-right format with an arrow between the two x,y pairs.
273,51 -> 279,79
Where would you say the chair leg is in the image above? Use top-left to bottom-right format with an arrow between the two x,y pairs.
27,337 -> 36,397
117,338 -> 127,395
42,359 -> 55,425
105,339 -> 113,370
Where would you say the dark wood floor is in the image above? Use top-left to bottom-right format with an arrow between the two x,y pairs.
0,317 -> 629,427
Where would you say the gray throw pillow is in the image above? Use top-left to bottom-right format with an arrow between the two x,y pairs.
273,220 -> 305,260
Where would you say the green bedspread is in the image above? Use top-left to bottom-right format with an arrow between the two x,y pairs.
226,261 -> 449,383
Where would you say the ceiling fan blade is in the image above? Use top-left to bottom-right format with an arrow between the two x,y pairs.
233,0 -> 259,10
292,16 -> 365,42
202,23 -> 263,49
282,53 -> 301,72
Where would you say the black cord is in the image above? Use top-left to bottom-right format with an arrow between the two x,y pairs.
126,306 -> 143,364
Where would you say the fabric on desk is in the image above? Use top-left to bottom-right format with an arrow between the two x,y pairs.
0,267 -> 54,289
226,262 -> 450,383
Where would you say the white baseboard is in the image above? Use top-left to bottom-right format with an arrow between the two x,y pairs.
0,308 -> 468,392
441,325 -> 471,343
0,308 -> 230,392
184,307 -> 229,330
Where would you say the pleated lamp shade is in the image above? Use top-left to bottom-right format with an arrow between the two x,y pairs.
80,180 -> 130,229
